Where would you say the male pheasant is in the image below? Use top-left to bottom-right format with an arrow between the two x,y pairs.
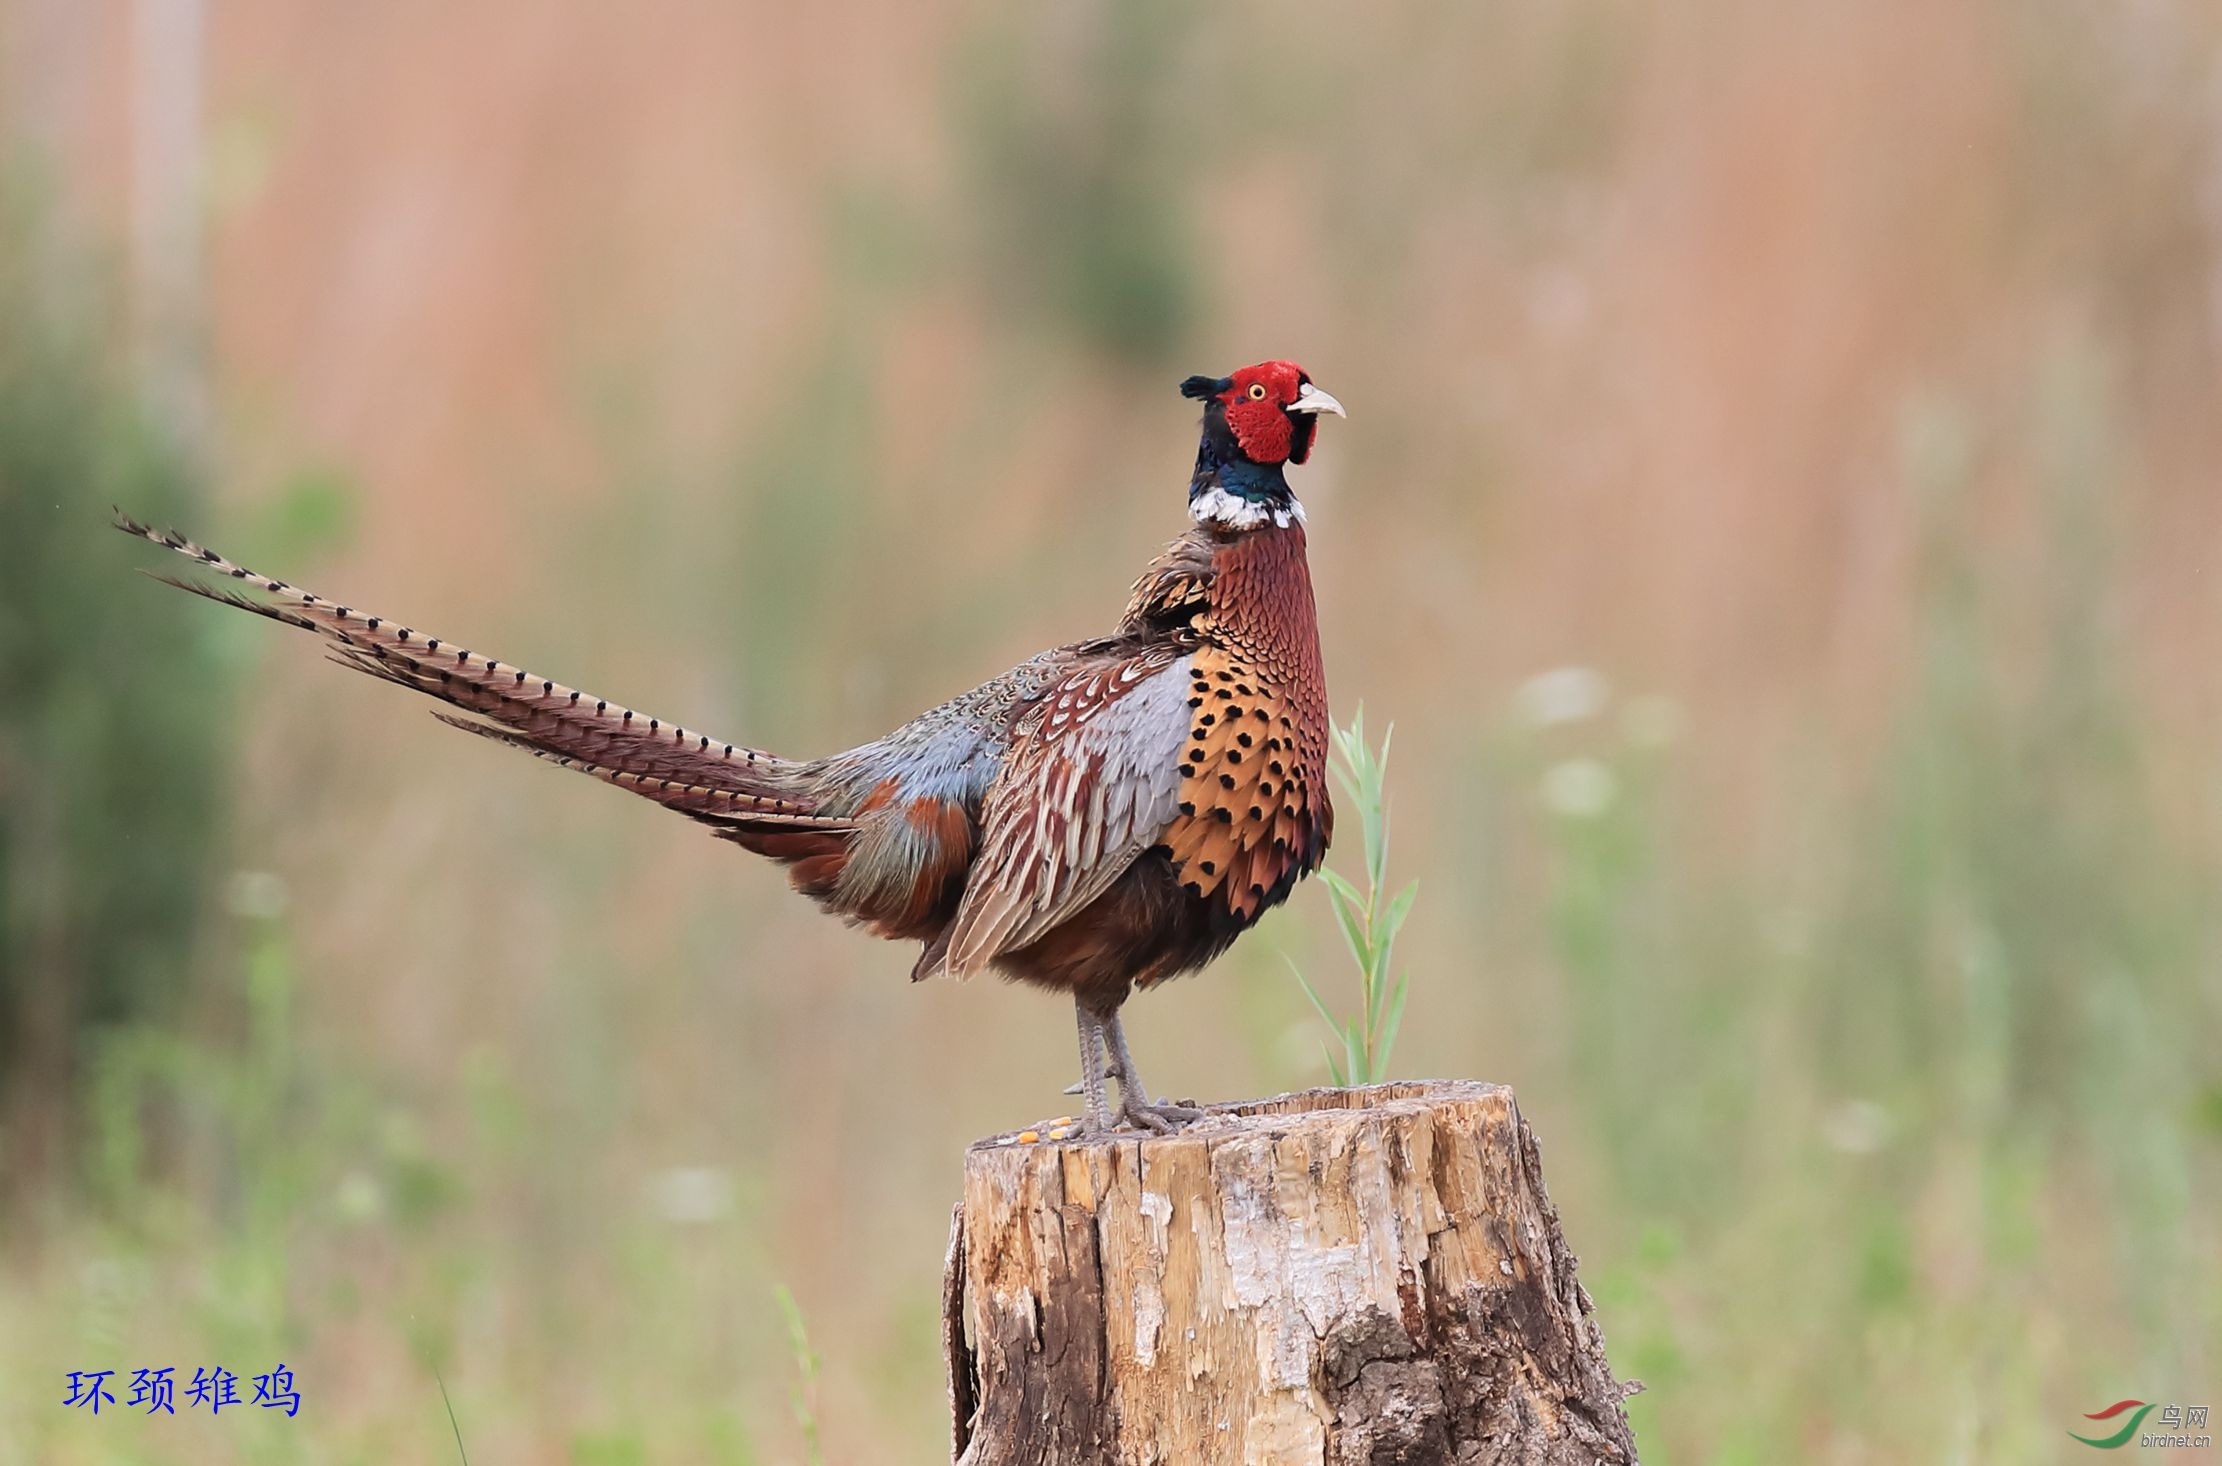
117,360 -> 1344,1134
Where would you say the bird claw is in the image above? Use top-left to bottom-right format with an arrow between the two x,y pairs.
1116,1097 -> 1208,1134
1034,1103 -> 1206,1139
1069,1004 -> 1206,1135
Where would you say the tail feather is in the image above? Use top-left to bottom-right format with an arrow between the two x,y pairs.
141,570 -> 330,633
428,712 -> 853,833
116,511 -> 807,805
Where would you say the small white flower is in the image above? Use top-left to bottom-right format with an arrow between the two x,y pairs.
1540,758 -> 1617,818
1760,910 -> 1812,960
1822,1100 -> 1892,1155
648,1166 -> 736,1224
1514,666 -> 1609,727
226,870 -> 288,919
1528,266 -> 1592,340
334,1170 -> 382,1222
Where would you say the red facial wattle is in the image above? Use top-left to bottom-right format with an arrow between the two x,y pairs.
1226,396 -> 1295,464
1220,361 -> 1311,465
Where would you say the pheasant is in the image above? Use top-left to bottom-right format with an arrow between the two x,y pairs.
117,360 -> 1344,1134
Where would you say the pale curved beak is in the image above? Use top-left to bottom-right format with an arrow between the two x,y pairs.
1290,382 -> 1347,418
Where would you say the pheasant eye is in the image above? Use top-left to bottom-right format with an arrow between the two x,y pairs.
1247,383 -> 1268,400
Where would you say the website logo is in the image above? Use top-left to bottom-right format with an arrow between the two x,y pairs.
2071,1401 -> 2210,1450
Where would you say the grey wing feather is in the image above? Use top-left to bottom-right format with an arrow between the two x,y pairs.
942,652 -> 1195,976
802,652 -> 1062,814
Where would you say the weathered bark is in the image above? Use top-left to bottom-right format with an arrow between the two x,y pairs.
945,1080 -> 1638,1465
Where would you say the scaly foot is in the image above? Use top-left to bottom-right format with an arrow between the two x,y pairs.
1115,1095 -> 1208,1134
1102,1010 -> 1206,1132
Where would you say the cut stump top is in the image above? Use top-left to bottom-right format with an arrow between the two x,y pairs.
947,1080 -> 1639,1465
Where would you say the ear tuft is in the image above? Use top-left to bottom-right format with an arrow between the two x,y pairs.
1180,374 -> 1233,401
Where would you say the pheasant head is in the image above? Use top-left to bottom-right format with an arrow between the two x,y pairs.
1180,360 -> 1345,531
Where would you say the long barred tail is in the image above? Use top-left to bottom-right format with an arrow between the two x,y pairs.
114,512 -> 852,837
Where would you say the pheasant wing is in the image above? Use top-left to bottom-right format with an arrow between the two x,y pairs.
941,647 -> 1195,976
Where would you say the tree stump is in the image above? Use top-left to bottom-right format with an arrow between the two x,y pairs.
943,1080 -> 1638,1465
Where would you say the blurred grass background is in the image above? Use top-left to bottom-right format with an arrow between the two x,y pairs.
3,1 -> 2219,1461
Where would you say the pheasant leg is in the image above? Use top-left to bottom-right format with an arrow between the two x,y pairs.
1072,1000 -> 1114,1135
1104,1011 -> 1206,1133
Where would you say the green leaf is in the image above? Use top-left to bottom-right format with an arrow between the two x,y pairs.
1376,882 -> 1419,960
1285,955 -> 1342,1032
1283,709 -> 1422,1092
1376,974 -> 1409,1079
1318,870 -> 1370,964
1317,866 -> 1362,907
